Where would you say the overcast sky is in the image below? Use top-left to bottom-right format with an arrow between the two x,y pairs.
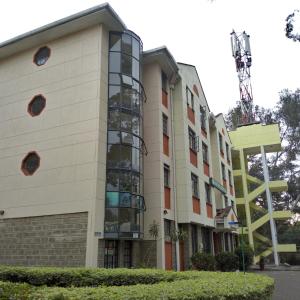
1,0 -> 299,115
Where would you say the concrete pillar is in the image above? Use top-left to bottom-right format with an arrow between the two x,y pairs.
261,146 -> 279,266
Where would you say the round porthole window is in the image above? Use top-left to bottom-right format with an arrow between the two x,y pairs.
21,152 -> 40,176
28,95 -> 46,116
33,46 -> 50,66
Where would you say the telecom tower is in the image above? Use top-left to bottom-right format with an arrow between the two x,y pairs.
230,31 -> 296,266
230,31 -> 254,125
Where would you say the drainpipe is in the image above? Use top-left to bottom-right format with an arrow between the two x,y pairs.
170,83 -> 180,271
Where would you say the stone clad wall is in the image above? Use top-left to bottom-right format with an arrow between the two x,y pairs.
0,212 -> 88,266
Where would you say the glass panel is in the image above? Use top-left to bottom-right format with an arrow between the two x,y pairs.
122,33 -> 132,55
132,148 -> 140,171
110,33 -> 121,51
105,208 -> 119,232
122,75 -> 133,86
122,87 -> 132,109
122,54 -> 132,76
119,208 -> 138,232
132,38 -> 140,59
109,73 -> 121,85
119,171 -> 131,192
120,192 -> 131,207
122,132 -> 133,145
133,80 -> 140,93
120,112 -> 132,131
133,136 -> 140,148
107,144 -> 120,168
132,174 -> 140,194
109,52 -> 121,73
120,146 -> 131,169
108,110 -> 120,130
106,192 -> 119,207
108,131 -> 120,144
132,116 -> 140,135
106,170 -> 119,191
109,86 -> 121,107
132,58 -> 139,80
132,90 -> 140,113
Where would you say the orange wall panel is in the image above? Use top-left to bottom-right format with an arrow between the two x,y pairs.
203,162 -> 210,177
190,149 -> 198,167
192,196 -> 200,214
162,90 -> 168,108
165,242 -> 173,270
206,202 -> 213,218
164,186 -> 171,209
187,106 -> 195,124
163,134 -> 169,156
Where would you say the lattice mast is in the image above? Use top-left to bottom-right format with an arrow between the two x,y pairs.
230,31 -> 254,124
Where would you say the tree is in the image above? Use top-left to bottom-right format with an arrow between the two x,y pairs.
225,89 -> 300,218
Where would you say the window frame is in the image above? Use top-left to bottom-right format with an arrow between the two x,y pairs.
219,133 -> 224,153
202,142 -> 209,164
228,169 -> 232,186
162,113 -> 168,136
205,183 -> 211,203
191,173 -> 199,198
221,163 -> 226,180
186,86 -> 194,110
164,164 -> 170,188
161,71 -> 168,93
189,127 -> 198,152
225,142 -> 230,161
200,105 -> 206,130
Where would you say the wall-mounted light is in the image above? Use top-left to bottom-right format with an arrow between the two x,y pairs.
0,210 -> 4,215
163,209 -> 168,215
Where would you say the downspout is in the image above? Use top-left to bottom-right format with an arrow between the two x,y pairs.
170,83 -> 180,271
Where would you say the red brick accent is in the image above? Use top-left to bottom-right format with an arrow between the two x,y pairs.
223,179 -> 227,190
201,128 -> 207,138
206,202 -> 213,218
187,106 -> 195,124
230,185 -> 234,196
193,196 -> 200,214
164,186 -> 171,209
190,149 -> 198,167
165,242 -> 173,270
203,162 -> 210,177
162,90 -> 168,108
193,84 -> 199,97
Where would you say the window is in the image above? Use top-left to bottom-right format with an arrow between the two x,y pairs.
21,152 -> 40,176
225,142 -> 230,161
231,200 -> 235,209
164,219 -> 172,238
163,114 -> 168,136
123,241 -> 132,268
191,225 -> 198,254
201,227 -> 212,254
191,173 -> 199,198
162,71 -> 168,92
202,142 -> 208,164
219,133 -> 223,153
104,240 -> 119,268
200,105 -> 206,130
164,164 -> 170,187
34,46 -> 50,66
228,170 -> 232,186
186,86 -> 194,110
28,95 -> 46,116
221,163 -> 226,180
189,127 -> 198,152
205,183 -> 211,203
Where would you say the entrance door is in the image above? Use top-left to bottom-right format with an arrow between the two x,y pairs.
165,242 -> 173,270
104,240 -> 118,268
179,241 -> 185,271
123,241 -> 132,268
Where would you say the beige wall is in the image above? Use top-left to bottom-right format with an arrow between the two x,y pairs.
174,64 -> 215,227
0,25 -> 107,267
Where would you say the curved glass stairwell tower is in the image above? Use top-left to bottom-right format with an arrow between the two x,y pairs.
104,30 -> 145,243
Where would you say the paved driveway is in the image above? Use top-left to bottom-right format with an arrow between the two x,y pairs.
259,271 -> 300,300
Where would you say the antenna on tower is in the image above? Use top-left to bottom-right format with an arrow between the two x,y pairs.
230,30 -> 255,125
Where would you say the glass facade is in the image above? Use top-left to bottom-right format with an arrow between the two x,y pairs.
105,30 -> 145,239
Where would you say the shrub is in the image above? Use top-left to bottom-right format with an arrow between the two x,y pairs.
215,252 -> 239,272
0,272 -> 274,300
191,252 -> 216,271
235,244 -> 254,270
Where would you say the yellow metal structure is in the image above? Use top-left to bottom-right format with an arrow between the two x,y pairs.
229,123 -> 296,264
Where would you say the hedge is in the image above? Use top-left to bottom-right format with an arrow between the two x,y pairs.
0,267 -> 274,300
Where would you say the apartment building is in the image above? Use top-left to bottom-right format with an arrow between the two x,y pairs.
0,3 -> 237,270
